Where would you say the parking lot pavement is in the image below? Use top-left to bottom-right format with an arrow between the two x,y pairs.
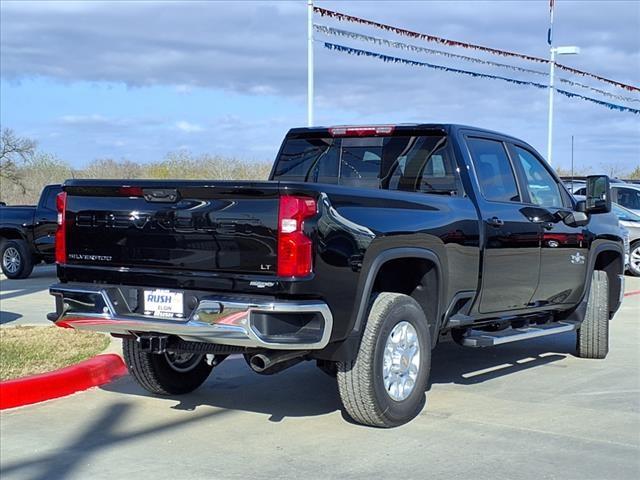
1,278 -> 639,480
0,265 -> 57,327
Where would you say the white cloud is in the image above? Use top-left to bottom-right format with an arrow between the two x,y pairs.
175,120 -> 204,133
1,1 -> 638,169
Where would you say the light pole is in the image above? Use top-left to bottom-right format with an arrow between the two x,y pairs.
307,0 -> 314,127
547,45 -> 580,166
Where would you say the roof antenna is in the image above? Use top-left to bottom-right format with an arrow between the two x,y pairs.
570,135 -> 574,192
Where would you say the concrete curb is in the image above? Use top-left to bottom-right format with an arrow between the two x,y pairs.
0,354 -> 127,410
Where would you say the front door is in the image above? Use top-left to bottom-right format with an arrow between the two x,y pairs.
465,136 -> 541,314
508,144 -> 588,306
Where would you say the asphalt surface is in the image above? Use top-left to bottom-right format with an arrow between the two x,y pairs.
1,264 -> 56,327
1,268 -> 639,480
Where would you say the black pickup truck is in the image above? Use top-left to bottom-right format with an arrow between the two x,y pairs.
0,184 -> 62,279
48,124 -> 625,427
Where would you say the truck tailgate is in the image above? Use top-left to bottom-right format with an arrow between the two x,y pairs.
63,181 -> 280,275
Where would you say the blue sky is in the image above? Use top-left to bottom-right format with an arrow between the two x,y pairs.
1,0 -> 639,173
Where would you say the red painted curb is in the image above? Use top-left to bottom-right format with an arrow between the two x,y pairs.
624,289 -> 640,297
0,354 -> 127,410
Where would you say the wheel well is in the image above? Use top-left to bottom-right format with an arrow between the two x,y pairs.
372,257 -> 439,342
594,250 -> 623,316
0,229 -> 25,242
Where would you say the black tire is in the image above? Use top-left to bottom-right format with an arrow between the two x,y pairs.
337,292 -> 431,428
628,241 -> 640,277
0,239 -> 34,279
577,270 -> 609,359
123,338 -> 214,395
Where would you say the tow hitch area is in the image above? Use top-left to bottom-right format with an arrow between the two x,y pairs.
137,335 -> 169,353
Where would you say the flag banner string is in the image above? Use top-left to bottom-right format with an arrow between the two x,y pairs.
314,24 -> 639,103
314,24 -> 548,75
322,42 -> 640,115
314,6 -> 639,93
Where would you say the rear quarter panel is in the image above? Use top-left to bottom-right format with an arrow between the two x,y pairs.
281,182 -> 481,341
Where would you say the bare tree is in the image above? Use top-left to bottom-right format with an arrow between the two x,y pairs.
627,165 -> 640,180
0,128 -> 37,193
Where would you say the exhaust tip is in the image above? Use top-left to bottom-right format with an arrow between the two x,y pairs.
249,354 -> 269,372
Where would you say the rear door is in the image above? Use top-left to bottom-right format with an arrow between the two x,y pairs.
508,144 -> 588,306
465,136 -> 541,314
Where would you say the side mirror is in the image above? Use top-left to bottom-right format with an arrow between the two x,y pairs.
585,175 -> 611,214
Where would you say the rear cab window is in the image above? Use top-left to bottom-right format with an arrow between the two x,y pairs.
273,130 -> 462,195
41,186 -> 62,211
466,137 -> 520,203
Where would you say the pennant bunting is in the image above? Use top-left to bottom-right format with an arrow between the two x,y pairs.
555,88 -> 640,113
314,24 -> 548,76
322,42 -> 640,115
315,24 -> 639,103
314,6 -> 640,92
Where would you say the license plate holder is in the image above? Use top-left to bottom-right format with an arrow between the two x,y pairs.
143,289 -> 184,318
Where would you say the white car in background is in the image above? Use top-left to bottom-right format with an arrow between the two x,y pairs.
615,203 -> 640,276
573,182 -> 640,216
574,196 -> 640,276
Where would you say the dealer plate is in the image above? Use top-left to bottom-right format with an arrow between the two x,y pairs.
143,289 -> 184,318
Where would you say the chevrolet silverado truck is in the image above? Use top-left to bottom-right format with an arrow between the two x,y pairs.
48,124 -> 625,427
1,184 -> 62,278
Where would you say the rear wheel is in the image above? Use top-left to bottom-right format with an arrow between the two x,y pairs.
1,239 -> 33,279
628,241 -> 640,277
123,338 -> 214,395
337,292 -> 431,428
577,270 -> 609,359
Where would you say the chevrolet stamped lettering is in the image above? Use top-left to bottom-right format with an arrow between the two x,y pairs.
49,124 -> 625,428
75,210 -> 264,234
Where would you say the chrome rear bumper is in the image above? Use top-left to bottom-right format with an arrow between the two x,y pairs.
49,283 -> 333,350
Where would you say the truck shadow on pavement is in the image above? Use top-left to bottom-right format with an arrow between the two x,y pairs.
429,332 -> 575,386
1,334 -> 577,480
104,355 -> 342,422
102,332 -> 576,421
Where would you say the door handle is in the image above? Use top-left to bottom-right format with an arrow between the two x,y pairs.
486,217 -> 504,228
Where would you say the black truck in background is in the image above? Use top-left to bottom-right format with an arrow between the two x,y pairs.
48,124 -> 625,427
0,184 -> 62,279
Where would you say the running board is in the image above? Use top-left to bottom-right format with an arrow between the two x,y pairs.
461,322 -> 577,347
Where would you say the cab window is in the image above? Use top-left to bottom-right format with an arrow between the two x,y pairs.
512,146 -> 564,208
42,187 -> 61,211
467,137 -> 520,202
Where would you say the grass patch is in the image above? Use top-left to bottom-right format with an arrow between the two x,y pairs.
0,326 -> 110,381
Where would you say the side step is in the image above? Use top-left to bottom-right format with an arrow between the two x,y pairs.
461,321 -> 577,347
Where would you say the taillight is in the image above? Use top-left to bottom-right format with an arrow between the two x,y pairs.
277,195 -> 317,277
328,125 -> 395,137
55,192 -> 67,264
